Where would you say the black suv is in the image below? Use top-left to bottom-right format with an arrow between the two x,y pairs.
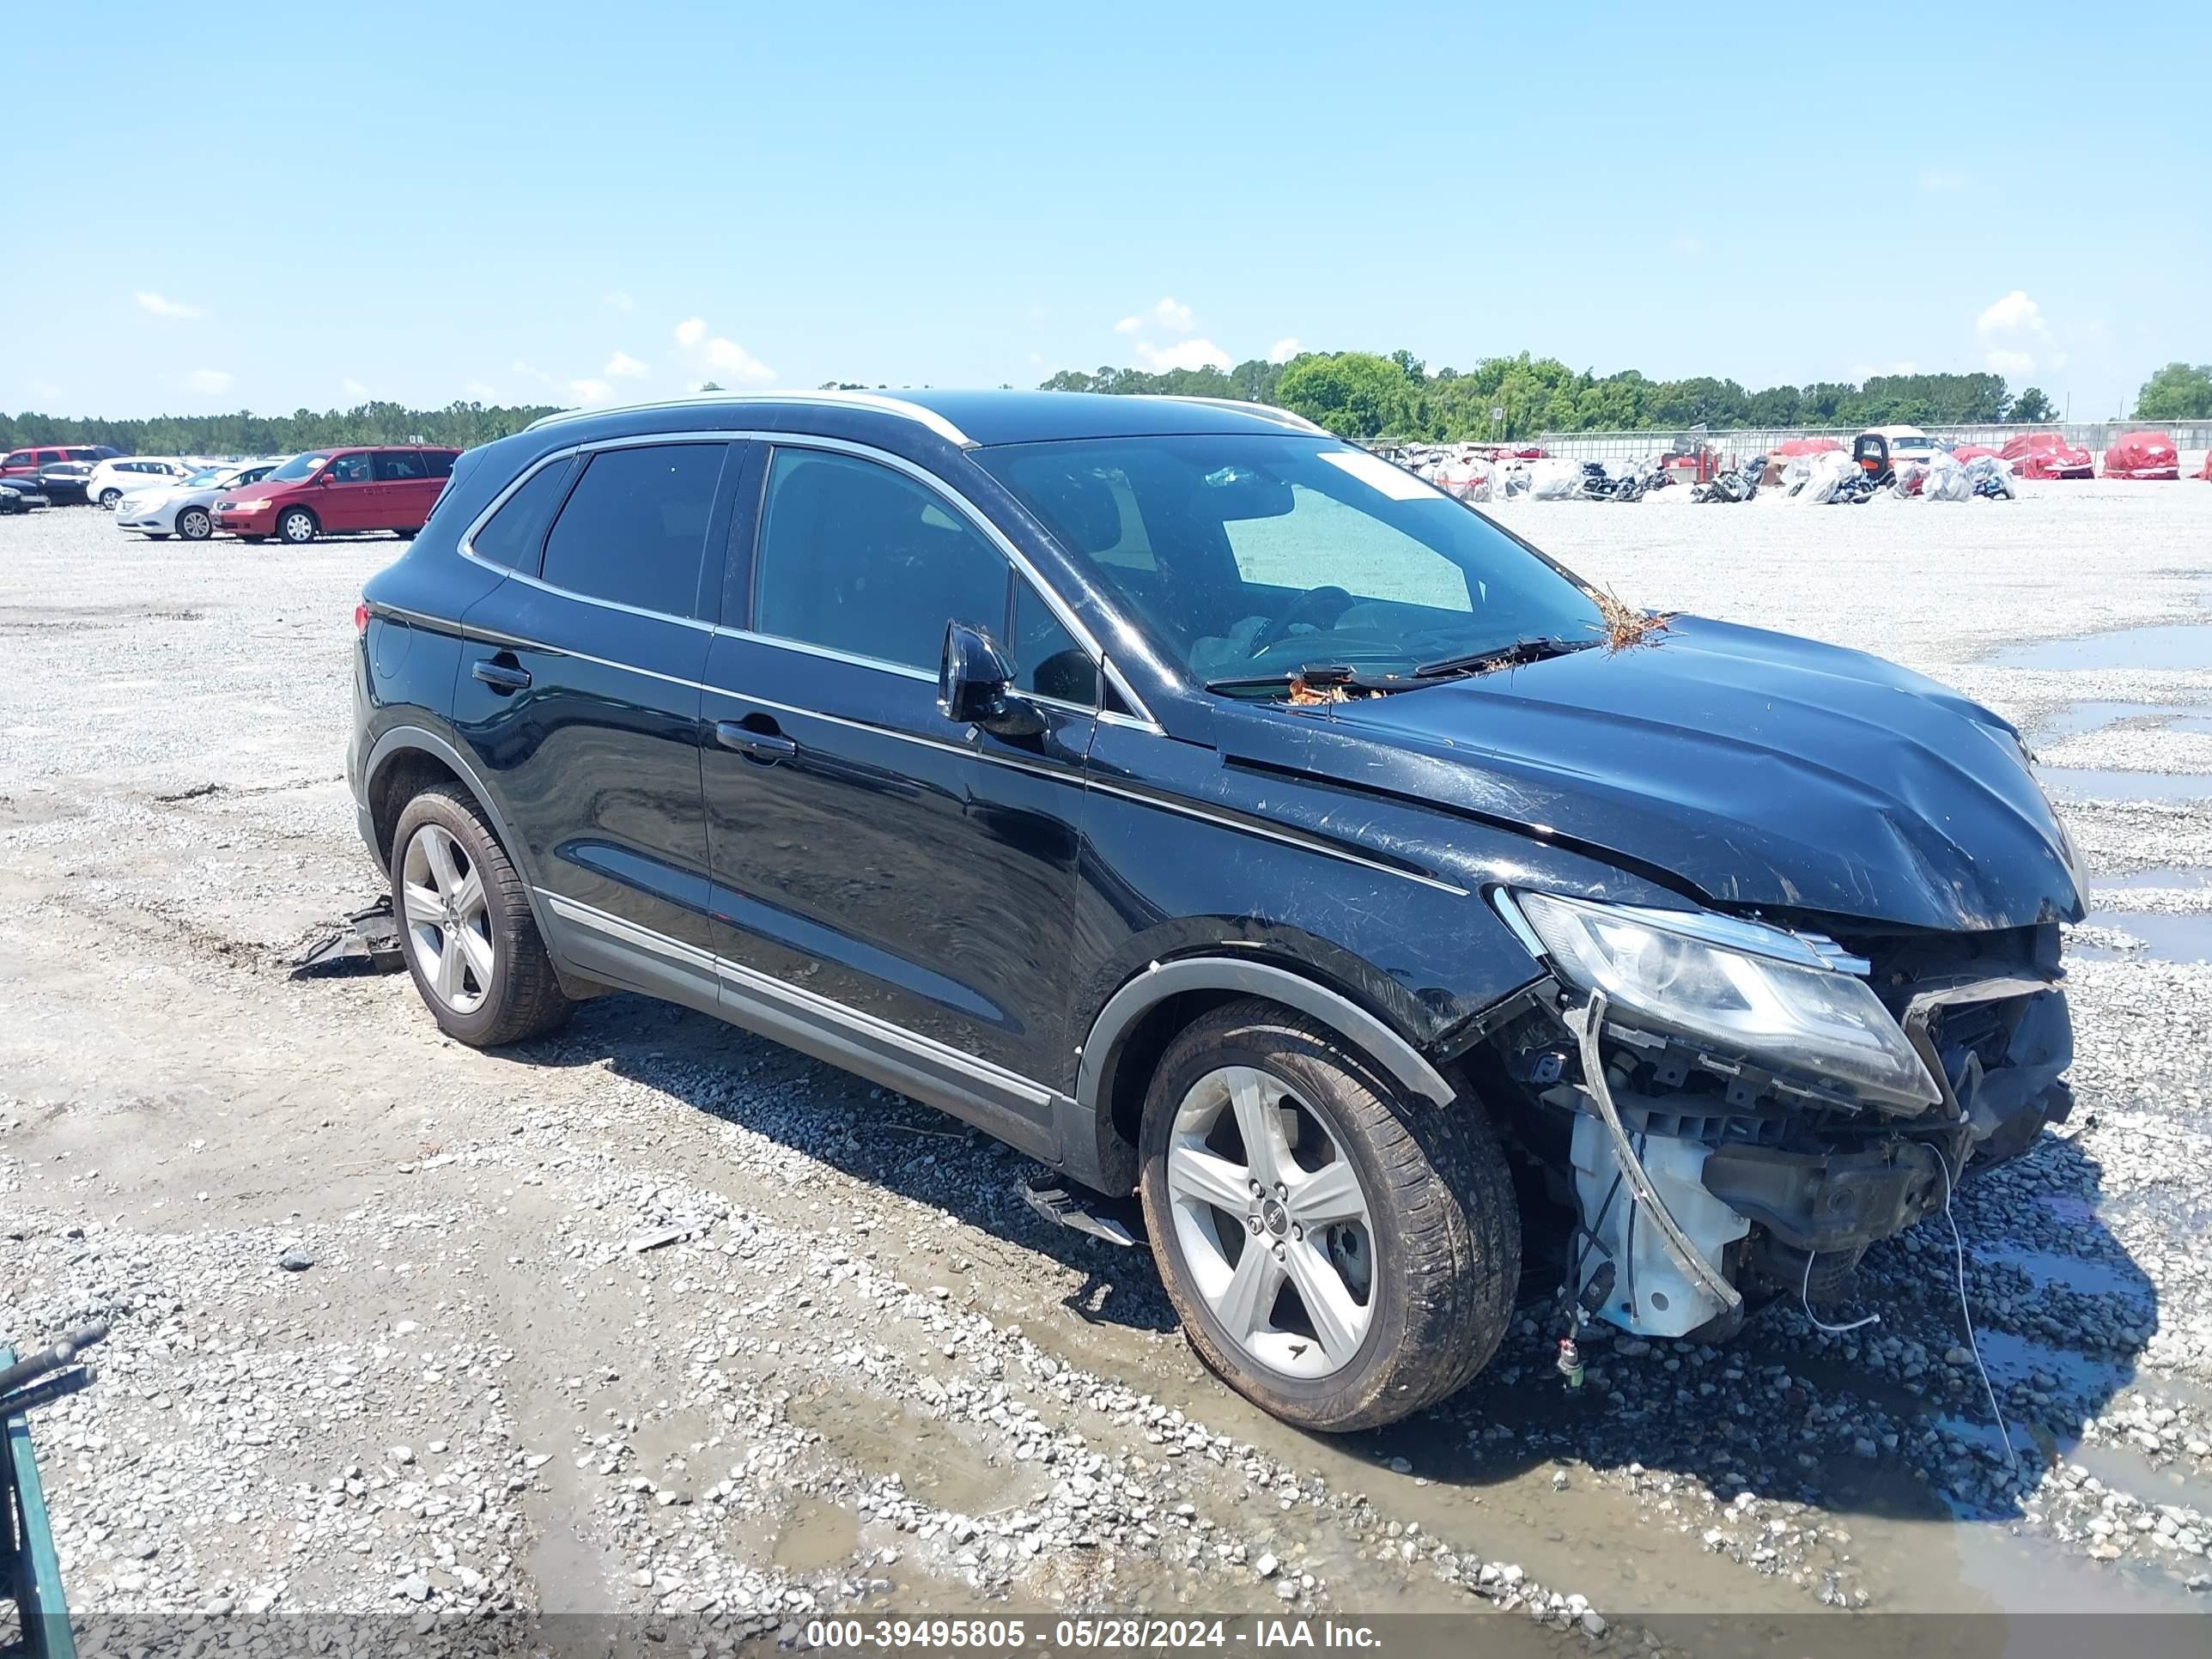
350,392 -> 2083,1431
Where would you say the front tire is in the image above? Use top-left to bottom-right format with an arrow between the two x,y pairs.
1137,1000 -> 1518,1432
177,507 -> 213,541
277,507 -> 318,544
391,784 -> 572,1047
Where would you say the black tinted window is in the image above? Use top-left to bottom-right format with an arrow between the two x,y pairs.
1013,580 -> 1097,705
374,451 -> 428,482
755,449 -> 1006,672
424,451 -> 454,479
327,453 -> 374,483
540,443 -> 725,617
470,459 -> 574,573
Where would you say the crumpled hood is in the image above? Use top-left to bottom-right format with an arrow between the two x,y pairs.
1249,616 -> 2086,933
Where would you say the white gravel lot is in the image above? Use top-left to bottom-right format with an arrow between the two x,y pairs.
4,478 -> 2212,1650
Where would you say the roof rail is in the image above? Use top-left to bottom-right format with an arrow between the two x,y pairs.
1150,395 -> 1328,436
524,390 -> 975,448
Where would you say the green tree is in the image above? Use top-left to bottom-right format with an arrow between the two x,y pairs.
2134,362 -> 2212,421
2008,386 -> 2057,423
1273,352 -> 1415,440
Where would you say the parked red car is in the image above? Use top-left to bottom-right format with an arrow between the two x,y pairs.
213,445 -> 459,544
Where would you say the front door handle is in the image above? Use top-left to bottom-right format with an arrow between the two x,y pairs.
471,659 -> 531,691
715,720 -> 798,763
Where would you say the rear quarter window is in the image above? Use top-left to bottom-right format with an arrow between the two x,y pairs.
537,443 -> 726,616
468,459 -> 575,574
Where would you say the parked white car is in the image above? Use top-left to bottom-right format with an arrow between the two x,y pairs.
88,457 -> 201,510
114,459 -> 287,541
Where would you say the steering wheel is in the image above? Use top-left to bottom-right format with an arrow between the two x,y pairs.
1248,585 -> 1358,658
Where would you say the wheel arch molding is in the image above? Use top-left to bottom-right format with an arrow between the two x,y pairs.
1066,956 -> 1461,1194
362,725 -> 562,952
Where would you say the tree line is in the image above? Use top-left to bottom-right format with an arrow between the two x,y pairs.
11,360 -> 2204,457
1042,354 -> 2067,441
0,400 -> 561,456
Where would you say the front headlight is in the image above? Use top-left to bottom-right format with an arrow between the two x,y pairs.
228,498 -> 270,513
1504,890 -> 1940,1110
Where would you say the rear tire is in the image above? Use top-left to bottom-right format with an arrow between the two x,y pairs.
277,507 -> 318,545
1137,999 -> 1518,1432
391,784 -> 572,1048
98,487 -> 123,509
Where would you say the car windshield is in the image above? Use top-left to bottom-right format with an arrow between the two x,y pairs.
975,434 -> 1604,690
185,467 -> 229,487
268,453 -> 331,483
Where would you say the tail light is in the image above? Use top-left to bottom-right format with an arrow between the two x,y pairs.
353,600 -> 371,635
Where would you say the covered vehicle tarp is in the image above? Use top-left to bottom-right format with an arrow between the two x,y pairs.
1790,451 -> 1857,504
1435,457 -> 1493,502
2198,450 -> 2212,481
1527,459 -> 1584,500
1952,444 -> 2004,463
1773,437 -> 1844,457
1921,453 -> 1974,501
2001,433 -> 2094,479
2102,431 -> 2180,480
1965,456 -> 2017,499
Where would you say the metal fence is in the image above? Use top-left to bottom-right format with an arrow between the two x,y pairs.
1530,422 -> 2212,462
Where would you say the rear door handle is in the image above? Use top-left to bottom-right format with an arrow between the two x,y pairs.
715,720 -> 798,763
471,659 -> 531,691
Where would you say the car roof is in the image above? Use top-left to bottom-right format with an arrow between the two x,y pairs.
525,388 -> 1326,448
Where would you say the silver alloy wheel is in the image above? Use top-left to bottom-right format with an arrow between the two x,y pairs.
400,823 -> 494,1015
179,507 -> 211,540
99,489 -> 121,509
1164,1064 -> 1376,1378
280,509 -> 315,544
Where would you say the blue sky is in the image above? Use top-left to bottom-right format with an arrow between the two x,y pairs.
9,1 -> 2204,421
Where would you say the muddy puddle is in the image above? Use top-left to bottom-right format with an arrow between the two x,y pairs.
2036,767 -> 2212,803
2072,909 -> 2212,962
2094,866 -> 2212,892
2033,701 -> 2194,741
1978,1243 -> 2154,1302
1996,623 -> 2212,673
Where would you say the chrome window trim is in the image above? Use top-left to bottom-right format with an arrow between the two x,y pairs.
456,428 -> 1160,731
523,390 -> 975,448
542,890 -> 1059,1108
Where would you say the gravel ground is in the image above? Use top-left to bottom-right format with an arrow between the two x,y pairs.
4,480 -> 2212,1650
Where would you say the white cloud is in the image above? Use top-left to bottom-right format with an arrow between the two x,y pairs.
1150,296 -> 1194,333
1977,289 -> 2051,374
1918,168 -> 1970,192
568,378 -> 614,405
673,317 -> 707,349
605,350 -> 649,379
702,336 -> 775,386
185,368 -> 233,394
137,291 -> 204,319
342,377 -> 370,399
465,380 -> 498,400
1134,338 -> 1231,374
604,289 -> 635,312
1114,316 -> 1142,335
1267,337 -> 1301,365
1978,290 -> 2047,339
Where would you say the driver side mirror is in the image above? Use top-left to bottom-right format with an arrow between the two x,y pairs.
939,620 -> 1041,737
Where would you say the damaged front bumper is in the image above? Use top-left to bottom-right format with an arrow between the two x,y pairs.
1496,893 -> 2073,1340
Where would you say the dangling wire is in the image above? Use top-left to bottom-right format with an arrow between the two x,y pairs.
1933,1144 -> 2020,1472
1800,1249 -> 1881,1334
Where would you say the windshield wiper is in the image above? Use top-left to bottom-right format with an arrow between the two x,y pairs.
1204,664 -> 1412,696
1411,636 -> 1597,679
